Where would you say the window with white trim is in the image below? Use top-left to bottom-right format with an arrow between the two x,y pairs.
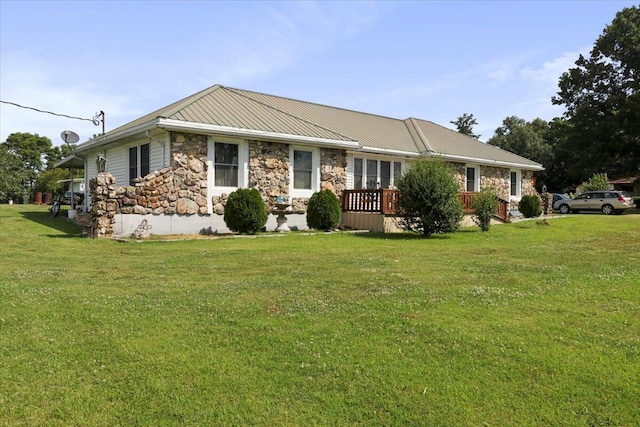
290,146 -> 319,198
207,138 -> 248,197
510,170 -> 521,198
353,157 -> 403,189
129,143 -> 150,184
214,143 -> 239,187
354,158 -> 363,189
465,165 -> 479,192
293,150 -> 313,190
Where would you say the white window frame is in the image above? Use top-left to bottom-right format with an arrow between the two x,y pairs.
465,164 -> 480,192
207,136 -> 248,202
289,145 -> 320,198
351,156 -> 403,190
510,169 -> 522,199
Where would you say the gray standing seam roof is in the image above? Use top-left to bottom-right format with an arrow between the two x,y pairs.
86,84 -> 542,169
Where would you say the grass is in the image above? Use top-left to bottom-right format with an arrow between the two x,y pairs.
1,204 -> 639,426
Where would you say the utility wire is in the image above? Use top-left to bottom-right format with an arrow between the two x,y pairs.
0,100 -> 101,125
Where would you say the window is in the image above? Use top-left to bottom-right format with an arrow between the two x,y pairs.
466,166 -> 477,192
394,162 -> 402,184
354,158 -> 363,189
293,150 -> 313,190
366,160 -> 378,189
353,157 -> 403,189
510,170 -> 521,198
380,161 -> 391,189
214,143 -> 239,187
289,146 -> 318,197
129,143 -> 150,184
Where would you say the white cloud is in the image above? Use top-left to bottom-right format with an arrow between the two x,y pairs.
519,48 -> 588,83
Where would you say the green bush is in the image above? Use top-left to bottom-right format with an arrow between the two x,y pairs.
633,196 -> 640,207
519,195 -> 542,218
223,188 -> 268,234
306,189 -> 341,231
472,188 -> 498,232
395,157 -> 463,237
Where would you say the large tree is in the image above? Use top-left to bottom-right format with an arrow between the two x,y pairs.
450,113 -> 480,139
0,132 -> 74,202
552,5 -> 640,180
0,145 -> 30,202
486,116 -> 563,189
487,116 -> 551,165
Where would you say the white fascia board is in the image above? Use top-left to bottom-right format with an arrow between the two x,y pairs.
157,118 -> 361,150
358,146 -> 420,158
429,151 -> 545,171
74,119 -> 160,153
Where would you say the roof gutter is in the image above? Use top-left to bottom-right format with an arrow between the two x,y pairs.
429,151 -> 545,171
156,118 -> 361,150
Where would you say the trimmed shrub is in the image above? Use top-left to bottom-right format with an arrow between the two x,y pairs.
472,188 -> 498,232
307,189 -> 341,231
519,195 -> 542,218
223,188 -> 268,234
395,157 -> 463,237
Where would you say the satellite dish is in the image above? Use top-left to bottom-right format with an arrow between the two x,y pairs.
61,130 -> 80,144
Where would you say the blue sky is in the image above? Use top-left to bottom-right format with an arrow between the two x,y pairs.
0,0 -> 635,146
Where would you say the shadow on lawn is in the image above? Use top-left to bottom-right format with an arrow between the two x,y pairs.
351,231 -> 461,240
20,210 -> 85,237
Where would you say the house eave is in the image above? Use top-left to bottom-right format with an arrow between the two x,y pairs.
430,152 -> 545,171
75,119 -> 161,153
156,118 -> 361,150
357,146 -> 419,157
53,154 -> 86,169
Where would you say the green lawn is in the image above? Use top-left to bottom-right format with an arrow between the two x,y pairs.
1,205 -> 639,426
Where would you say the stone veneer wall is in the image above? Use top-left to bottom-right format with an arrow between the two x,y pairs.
449,161 -> 538,205
89,132 -> 209,237
320,148 -> 347,196
246,140 -> 289,211
89,131 -> 349,236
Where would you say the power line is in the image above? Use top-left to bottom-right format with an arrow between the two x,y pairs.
0,100 -> 102,125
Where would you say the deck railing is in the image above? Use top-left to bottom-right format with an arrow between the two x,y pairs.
342,190 -> 509,222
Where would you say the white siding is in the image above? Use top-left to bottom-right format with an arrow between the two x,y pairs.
107,145 -> 127,186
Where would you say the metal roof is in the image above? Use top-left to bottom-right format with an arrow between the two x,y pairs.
78,84 -> 543,170
408,119 -> 543,169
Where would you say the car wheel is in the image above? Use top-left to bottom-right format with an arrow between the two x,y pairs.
601,204 -> 614,215
559,204 -> 570,214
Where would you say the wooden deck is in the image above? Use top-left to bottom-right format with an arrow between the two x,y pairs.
342,190 -> 509,222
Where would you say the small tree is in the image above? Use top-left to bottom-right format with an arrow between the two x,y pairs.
450,113 -> 480,139
395,157 -> 463,237
576,173 -> 610,194
307,189 -> 341,231
223,188 -> 268,234
519,195 -> 542,218
472,188 -> 498,232
34,168 -> 67,194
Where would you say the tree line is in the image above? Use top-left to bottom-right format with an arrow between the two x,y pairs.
451,6 -> 639,192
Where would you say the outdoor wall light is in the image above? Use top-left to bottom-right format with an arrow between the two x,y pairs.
96,154 -> 107,173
